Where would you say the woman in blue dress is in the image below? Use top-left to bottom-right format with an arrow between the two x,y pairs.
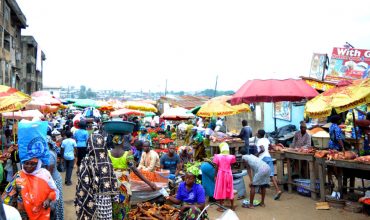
200,159 -> 216,202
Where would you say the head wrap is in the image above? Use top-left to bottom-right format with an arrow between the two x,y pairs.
112,135 -> 123,145
219,142 -> 230,155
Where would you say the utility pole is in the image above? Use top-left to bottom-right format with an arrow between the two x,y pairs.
213,75 -> 218,97
164,79 -> 168,96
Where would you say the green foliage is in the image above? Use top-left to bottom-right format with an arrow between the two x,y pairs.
196,89 -> 234,97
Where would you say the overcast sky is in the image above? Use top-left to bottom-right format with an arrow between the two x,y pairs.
17,0 -> 370,92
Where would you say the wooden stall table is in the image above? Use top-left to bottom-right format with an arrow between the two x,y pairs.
324,159 -> 370,198
209,140 -> 244,156
285,151 -> 318,200
270,151 -> 286,186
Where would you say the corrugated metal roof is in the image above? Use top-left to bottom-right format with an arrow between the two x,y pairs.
159,95 -> 210,109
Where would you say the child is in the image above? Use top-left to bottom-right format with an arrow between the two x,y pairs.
213,142 -> 236,211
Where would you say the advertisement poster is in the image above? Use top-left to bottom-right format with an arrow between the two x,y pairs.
273,101 -> 291,121
325,47 -> 370,82
309,53 -> 328,80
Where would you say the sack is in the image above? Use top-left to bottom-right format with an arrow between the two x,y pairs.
57,161 -> 65,172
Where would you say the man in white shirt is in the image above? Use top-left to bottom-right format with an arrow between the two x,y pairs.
253,129 -> 282,200
138,141 -> 160,171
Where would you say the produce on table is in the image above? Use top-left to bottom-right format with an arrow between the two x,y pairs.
326,150 -> 357,160
314,150 -> 330,158
159,138 -> 173,144
130,170 -> 158,182
269,143 -> 288,152
287,147 -> 315,154
128,202 -> 180,220
354,155 -> 370,164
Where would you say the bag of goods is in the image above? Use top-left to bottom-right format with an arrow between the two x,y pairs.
130,169 -> 169,191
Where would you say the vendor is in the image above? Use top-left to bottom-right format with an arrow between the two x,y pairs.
178,146 -> 193,169
328,115 -> 344,151
137,141 -> 160,171
355,112 -> 370,153
291,121 -> 311,148
138,127 -> 152,146
232,120 -> 252,155
108,134 -> 157,219
189,127 -> 206,160
165,172 -> 208,220
160,144 -> 181,178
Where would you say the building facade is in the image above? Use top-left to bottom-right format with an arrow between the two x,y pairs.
21,35 -> 46,94
0,0 -> 26,89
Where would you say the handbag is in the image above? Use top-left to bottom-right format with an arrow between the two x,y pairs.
57,161 -> 65,172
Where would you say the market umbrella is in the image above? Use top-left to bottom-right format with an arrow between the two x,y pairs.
305,78 -> 370,118
32,96 -> 62,106
73,99 -> 100,108
97,101 -> 114,111
230,79 -> 319,105
230,79 -> 319,131
25,99 -> 50,113
2,110 -> 44,120
144,111 -> 156,117
110,108 -> 145,117
160,107 -> 195,120
0,85 -> 31,113
124,101 -> 157,112
197,95 -> 250,117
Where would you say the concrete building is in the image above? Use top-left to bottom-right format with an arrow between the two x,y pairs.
20,35 -> 46,94
0,0 -> 27,89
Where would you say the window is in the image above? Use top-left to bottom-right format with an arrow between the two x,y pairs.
26,63 -> 33,73
4,3 -> 10,25
3,31 -> 10,51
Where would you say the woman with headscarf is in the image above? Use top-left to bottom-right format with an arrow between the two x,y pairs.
2,158 -> 59,219
165,172 -> 209,220
189,127 -> 206,161
47,137 -> 64,220
109,134 -> 157,219
2,120 -> 59,220
75,134 -> 118,219
213,142 -> 236,211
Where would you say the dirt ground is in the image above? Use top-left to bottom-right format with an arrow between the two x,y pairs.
62,171 -> 369,220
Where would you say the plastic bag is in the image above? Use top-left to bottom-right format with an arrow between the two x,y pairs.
216,209 -> 239,220
18,120 -> 49,165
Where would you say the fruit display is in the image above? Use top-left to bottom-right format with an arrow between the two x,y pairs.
128,202 -> 180,220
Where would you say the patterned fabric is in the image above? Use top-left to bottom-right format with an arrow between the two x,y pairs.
112,171 -> 131,220
75,134 -> 118,220
329,123 -> 344,150
49,151 -> 64,220
292,131 -> 311,148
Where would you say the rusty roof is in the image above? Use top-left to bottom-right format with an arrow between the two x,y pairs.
159,95 -> 210,109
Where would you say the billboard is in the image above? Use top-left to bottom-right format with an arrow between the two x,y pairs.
309,53 -> 328,80
325,47 -> 370,82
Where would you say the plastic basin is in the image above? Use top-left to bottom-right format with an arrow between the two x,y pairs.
103,120 -> 135,134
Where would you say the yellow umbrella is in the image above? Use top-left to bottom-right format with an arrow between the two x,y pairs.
197,95 -> 250,117
0,85 -> 31,113
124,101 -> 158,112
305,78 -> 370,118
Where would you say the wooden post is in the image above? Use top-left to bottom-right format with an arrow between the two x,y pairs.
309,161 -> 317,200
287,158 -> 292,193
276,159 -> 284,185
318,161 -> 326,201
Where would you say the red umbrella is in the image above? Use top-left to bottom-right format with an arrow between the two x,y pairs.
230,79 -> 319,105
231,79 -> 319,131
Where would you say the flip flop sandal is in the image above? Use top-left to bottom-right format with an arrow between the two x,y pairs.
274,191 -> 282,200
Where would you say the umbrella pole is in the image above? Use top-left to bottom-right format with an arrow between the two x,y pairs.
352,110 -> 358,146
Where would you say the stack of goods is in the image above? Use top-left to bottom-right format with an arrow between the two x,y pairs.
269,143 -> 288,152
130,169 -> 169,191
128,202 -> 180,220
